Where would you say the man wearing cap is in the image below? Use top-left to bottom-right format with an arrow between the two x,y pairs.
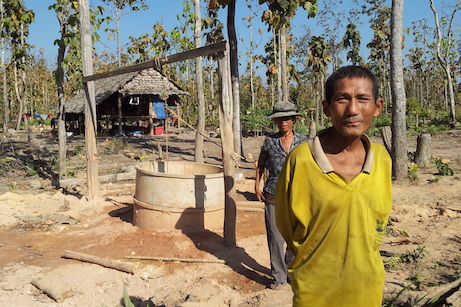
255,101 -> 308,290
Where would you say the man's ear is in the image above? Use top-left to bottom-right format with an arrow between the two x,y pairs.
322,100 -> 331,117
373,98 -> 384,117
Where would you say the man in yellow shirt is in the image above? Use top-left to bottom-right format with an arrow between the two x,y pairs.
275,65 -> 392,307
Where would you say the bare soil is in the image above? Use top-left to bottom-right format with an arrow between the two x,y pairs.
0,128 -> 460,306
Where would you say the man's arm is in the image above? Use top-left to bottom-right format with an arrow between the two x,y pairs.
275,157 -> 298,255
255,139 -> 269,202
254,164 -> 265,202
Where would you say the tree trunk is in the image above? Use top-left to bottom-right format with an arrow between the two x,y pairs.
390,0 -> 408,180
320,73 -> 325,128
280,20 -> 288,101
380,126 -> 392,154
1,0 -> 8,135
116,9 -> 121,67
227,0 -> 241,160
56,10 -> 67,180
315,76 -> 319,128
217,45 -> 236,247
194,0 -> 205,163
308,120 -> 316,139
13,66 -> 23,130
20,24 -> 30,143
79,0 -> 99,200
248,2 -> 255,110
275,29 -> 281,102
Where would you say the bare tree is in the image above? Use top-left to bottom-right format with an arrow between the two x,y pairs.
101,0 -> 148,67
51,0 -> 78,180
429,0 -> 460,126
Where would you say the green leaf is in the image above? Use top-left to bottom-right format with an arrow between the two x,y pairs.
123,283 -> 135,307
303,2 -> 318,18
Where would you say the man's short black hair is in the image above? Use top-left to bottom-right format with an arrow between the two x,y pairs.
324,65 -> 379,103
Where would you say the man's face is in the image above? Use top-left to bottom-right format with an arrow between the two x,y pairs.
323,77 -> 383,138
274,116 -> 295,133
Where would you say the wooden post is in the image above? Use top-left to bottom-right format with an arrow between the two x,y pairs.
79,0 -> 99,200
117,95 -> 123,136
177,105 -> 181,133
218,44 -> 236,247
148,99 -> 154,135
78,113 -> 84,135
415,133 -> 432,168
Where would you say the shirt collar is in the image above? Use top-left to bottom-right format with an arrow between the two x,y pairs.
309,129 -> 374,174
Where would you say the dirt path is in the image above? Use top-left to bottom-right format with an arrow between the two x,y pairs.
0,129 -> 460,306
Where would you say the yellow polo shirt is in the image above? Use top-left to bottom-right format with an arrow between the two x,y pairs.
275,134 -> 392,307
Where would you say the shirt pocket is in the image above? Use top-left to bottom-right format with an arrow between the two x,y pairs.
367,207 -> 389,251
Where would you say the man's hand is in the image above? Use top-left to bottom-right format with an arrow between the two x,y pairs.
255,186 -> 265,202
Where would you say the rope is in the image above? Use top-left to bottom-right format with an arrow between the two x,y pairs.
165,107 -> 245,163
166,107 -> 221,147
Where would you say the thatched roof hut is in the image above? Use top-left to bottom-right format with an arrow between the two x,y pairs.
65,68 -> 187,114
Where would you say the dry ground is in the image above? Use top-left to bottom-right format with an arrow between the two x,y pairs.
0,128 -> 460,306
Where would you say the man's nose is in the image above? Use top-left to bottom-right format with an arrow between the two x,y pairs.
346,100 -> 360,115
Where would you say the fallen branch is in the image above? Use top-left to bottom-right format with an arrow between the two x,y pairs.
446,205 -> 461,212
388,238 -> 424,245
31,278 -> 74,303
379,250 -> 401,257
124,255 -> 225,264
420,278 -> 461,306
62,250 -> 136,274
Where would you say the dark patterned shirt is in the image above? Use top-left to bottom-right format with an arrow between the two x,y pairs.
258,131 -> 308,195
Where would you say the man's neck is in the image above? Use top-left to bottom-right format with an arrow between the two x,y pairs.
319,127 -> 364,155
279,130 -> 294,138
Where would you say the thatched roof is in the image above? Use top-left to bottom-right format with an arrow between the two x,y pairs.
65,68 -> 187,114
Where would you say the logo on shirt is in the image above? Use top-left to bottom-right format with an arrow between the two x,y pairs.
375,219 -> 385,232
375,219 -> 386,245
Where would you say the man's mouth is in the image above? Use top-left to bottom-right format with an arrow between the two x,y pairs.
344,120 -> 362,126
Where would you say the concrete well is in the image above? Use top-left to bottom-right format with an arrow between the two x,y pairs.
133,161 -> 224,232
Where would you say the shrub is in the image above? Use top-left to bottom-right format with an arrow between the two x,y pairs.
434,157 -> 454,176
104,138 -> 128,154
241,107 -> 272,136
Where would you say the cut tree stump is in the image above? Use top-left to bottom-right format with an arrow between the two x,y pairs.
415,133 -> 432,167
